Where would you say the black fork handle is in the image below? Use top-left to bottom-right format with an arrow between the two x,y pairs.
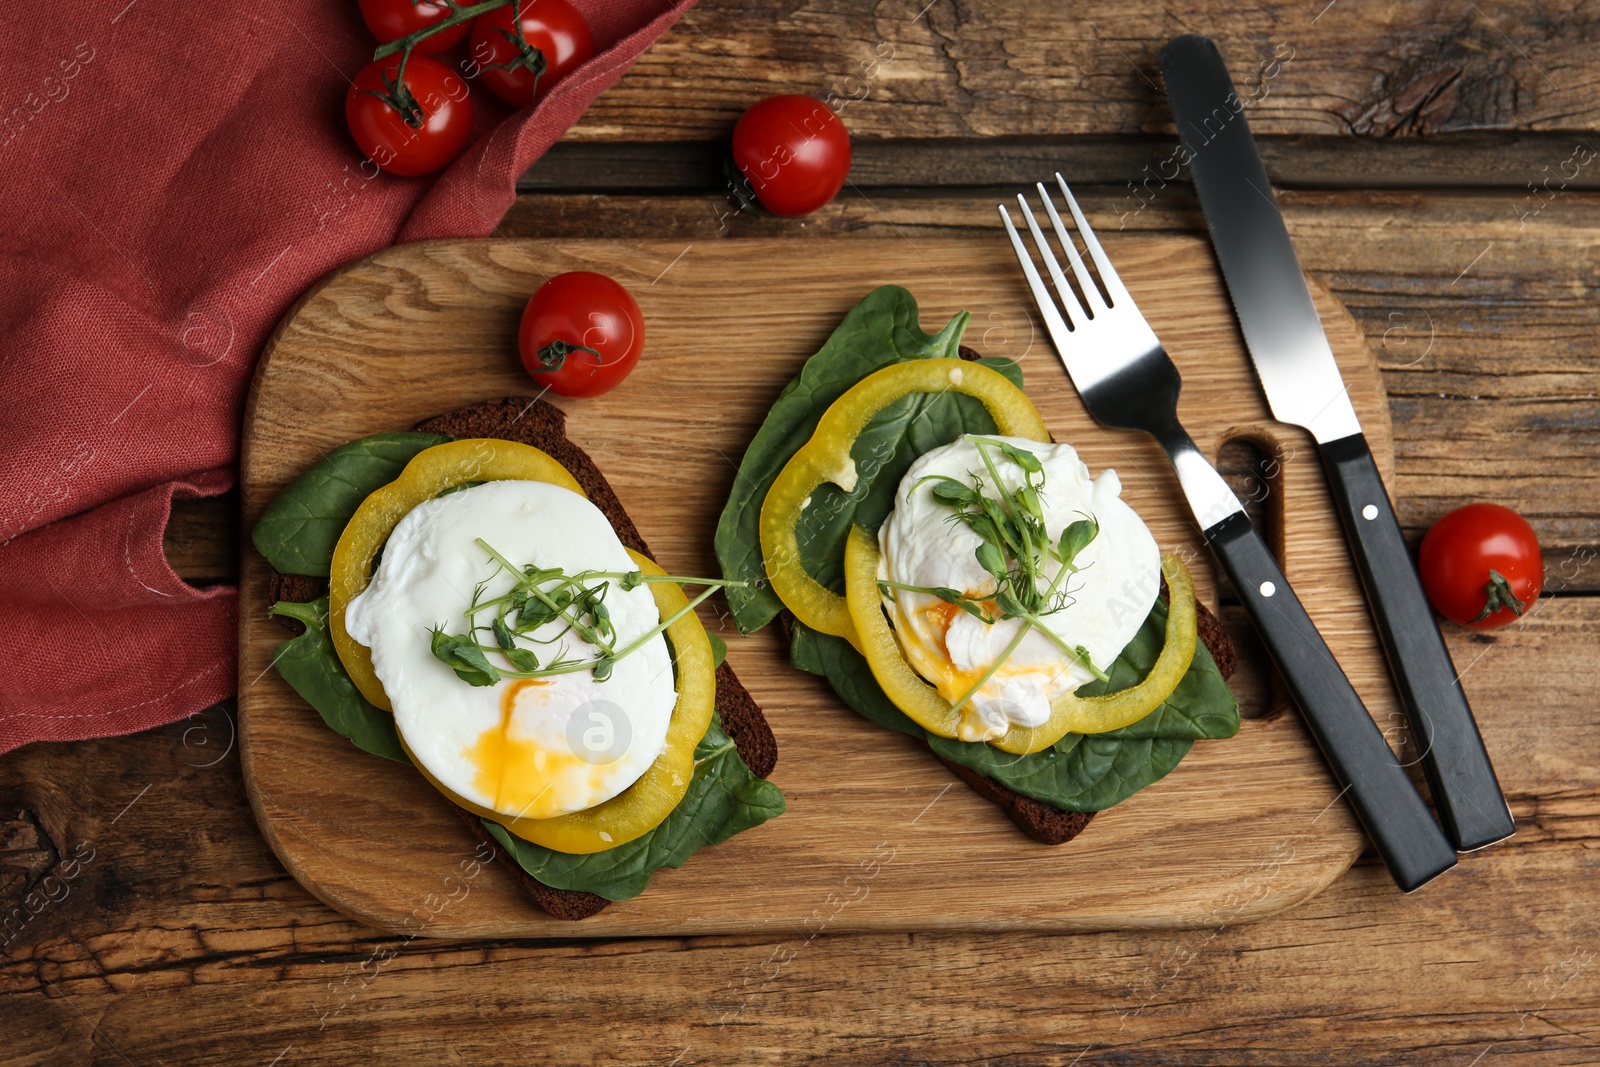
1204,512 -> 1458,892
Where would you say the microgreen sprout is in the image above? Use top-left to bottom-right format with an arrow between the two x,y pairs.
880,438 -> 1108,716
429,538 -> 744,687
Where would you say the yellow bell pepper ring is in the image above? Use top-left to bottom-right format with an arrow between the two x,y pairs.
404,551 -> 717,854
329,438 -> 586,711
759,358 -> 1050,648
843,526 -> 1198,754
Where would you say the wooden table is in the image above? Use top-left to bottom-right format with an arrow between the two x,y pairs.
6,4 -> 1598,1062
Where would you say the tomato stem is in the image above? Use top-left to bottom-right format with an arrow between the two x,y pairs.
1470,568 -> 1528,623
372,0 -> 514,61
360,57 -> 426,128
720,156 -> 759,214
476,0 -> 550,95
537,338 -> 602,371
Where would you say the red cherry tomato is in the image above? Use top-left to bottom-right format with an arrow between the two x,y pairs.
1418,503 -> 1543,629
357,0 -> 468,54
731,95 -> 852,216
518,272 -> 644,398
469,0 -> 595,109
345,55 -> 474,177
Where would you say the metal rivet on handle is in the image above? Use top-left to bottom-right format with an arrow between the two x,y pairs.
1259,581 -> 1277,598
1362,504 -> 1379,520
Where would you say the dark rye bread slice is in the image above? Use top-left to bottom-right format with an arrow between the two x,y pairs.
418,397 -> 780,918
933,598 -> 1237,845
267,396 -> 778,921
784,596 -> 1236,847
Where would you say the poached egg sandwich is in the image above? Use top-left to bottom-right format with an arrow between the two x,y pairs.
716,285 -> 1239,844
255,398 -> 784,919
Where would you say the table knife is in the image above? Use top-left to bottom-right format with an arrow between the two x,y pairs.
1159,34 -> 1515,851
1004,175 -> 1456,892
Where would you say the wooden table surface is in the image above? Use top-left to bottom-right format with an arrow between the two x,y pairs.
6,3 -> 1599,1063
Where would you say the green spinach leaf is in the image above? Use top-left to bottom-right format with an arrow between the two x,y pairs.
795,374 -> 1023,597
252,432 -> 451,576
483,714 -> 786,900
267,598 -> 409,764
789,597 -> 1239,813
1061,597 -> 1242,743
715,285 -> 1023,632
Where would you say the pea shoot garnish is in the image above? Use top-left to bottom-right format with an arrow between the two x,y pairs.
877,437 -> 1107,713
429,538 -> 741,688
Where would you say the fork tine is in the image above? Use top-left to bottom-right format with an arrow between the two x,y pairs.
998,204 -> 1076,354
1036,182 -> 1107,315
1053,172 -> 1131,304
1015,192 -> 1091,329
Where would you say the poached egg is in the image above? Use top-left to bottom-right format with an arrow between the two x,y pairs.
877,435 -> 1160,742
345,479 -> 677,822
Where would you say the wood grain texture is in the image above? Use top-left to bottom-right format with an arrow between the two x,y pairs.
5,580 -> 1597,1064
561,0 -> 1600,143
495,188 -> 1600,585
9,0 -> 1600,1056
516,135 -> 1600,194
237,236 -> 1402,937
164,187 -> 1600,590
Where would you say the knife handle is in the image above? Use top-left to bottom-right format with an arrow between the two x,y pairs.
1202,511 -> 1458,891
1318,433 -> 1515,850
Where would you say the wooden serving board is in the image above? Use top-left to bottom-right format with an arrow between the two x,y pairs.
240,237 -> 1399,938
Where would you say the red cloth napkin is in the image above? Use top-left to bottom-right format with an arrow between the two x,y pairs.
0,0 -> 694,754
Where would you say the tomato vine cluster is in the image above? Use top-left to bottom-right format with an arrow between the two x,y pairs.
346,0 -> 595,175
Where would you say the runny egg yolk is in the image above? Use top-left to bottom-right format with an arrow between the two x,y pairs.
921,597 -> 964,641
465,677 -> 607,822
915,593 -> 1004,691
878,434 -> 1161,740
344,480 -> 676,821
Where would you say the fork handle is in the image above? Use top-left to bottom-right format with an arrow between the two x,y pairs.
1203,511 -> 1458,891
1319,433 -> 1514,850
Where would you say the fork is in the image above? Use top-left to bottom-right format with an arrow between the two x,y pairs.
1001,174 -> 1458,892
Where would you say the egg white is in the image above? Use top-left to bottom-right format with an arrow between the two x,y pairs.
877,435 -> 1160,742
344,479 -> 677,820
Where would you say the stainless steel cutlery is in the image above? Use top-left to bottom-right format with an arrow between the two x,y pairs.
1000,175 -> 1458,891
1159,33 -> 1513,853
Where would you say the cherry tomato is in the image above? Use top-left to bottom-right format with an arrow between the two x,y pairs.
518,272 -> 644,398
469,0 -> 595,109
1418,503 -> 1543,629
345,55 -> 473,177
731,95 -> 852,216
357,0 -> 468,54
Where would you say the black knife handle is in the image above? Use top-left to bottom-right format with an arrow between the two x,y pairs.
1319,433 -> 1515,850
1203,512 -> 1457,891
